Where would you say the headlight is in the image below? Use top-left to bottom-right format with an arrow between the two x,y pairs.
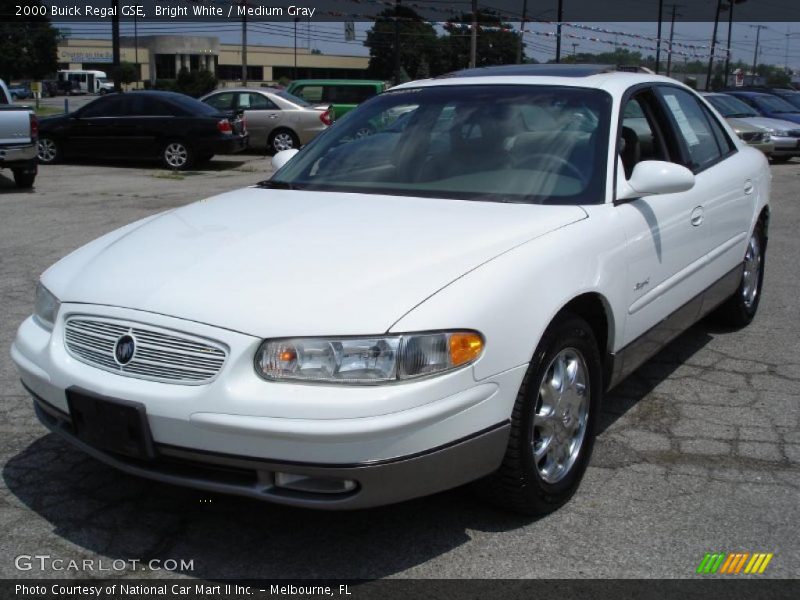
767,128 -> 789,137
255,331 -> 484,384
34,283 -> 60,331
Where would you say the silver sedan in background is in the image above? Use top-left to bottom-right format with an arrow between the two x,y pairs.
201,88 -> 330,154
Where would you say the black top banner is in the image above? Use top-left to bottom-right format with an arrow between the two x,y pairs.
2,0 -> 800,23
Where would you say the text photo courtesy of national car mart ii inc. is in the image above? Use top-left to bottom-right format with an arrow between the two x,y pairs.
14,583 -> 354,596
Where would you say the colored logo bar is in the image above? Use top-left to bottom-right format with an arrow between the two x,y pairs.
696,552 -> 774,574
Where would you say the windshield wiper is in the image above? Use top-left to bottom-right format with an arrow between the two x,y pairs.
257,180 -> 295,190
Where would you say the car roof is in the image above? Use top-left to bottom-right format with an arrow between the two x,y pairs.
207,87 -> 282,94
392,64 -> 686,96
288,79 -> 384,86
724,90 -> 772,97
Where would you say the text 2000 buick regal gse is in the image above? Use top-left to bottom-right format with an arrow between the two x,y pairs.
12,65 -> 770,514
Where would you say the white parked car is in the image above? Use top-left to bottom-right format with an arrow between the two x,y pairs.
12,65 -> 770,514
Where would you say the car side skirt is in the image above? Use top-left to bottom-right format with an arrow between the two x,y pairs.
606,265 -> 742,390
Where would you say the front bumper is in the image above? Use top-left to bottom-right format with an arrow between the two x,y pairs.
768,135 -> 800,155
12,305 -> 523,508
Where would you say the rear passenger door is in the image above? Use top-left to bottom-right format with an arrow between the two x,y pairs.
236,92 -> 281,148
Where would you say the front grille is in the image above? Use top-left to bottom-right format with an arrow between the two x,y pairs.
64,317 -> 227,385
742,131 -> 768,143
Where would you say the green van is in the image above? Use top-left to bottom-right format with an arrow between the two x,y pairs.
286,79 -> 386,120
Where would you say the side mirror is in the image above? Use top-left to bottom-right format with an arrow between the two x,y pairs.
617,160 -> 695,201
271,149 -> 299,171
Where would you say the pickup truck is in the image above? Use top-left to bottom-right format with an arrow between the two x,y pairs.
0,79 -> 38,188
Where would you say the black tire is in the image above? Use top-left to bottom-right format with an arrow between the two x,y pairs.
269,129 -> 299,154
710,222 -> 766,328
37,136 -> 60,164
475,313 -> 602,515
161,140 -> 194,170
12,168 -> 36,189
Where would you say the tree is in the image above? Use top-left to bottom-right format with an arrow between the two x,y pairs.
364,7 -> 441,81
441,11 -> 520,72
0,0 -> 60,82
117,62 -> 138,87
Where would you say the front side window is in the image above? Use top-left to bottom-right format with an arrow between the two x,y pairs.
269,85 -> 612,205
658,87 -> 728,171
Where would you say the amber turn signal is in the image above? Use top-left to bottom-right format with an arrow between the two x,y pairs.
449,332 -> 484,366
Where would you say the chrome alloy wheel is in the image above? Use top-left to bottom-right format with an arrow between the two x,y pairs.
532,348 -> 590,484
38,138 -> 57,163
742,232 -> 762,309
272,132 -> 295,152
164,142 -> 189,168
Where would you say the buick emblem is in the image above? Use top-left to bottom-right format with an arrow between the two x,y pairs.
114,334 -> 136,365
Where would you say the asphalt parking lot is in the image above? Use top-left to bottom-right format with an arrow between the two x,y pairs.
0,155 -> 798,580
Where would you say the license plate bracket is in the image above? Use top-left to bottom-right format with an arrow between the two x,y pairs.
67,388 -> 155,460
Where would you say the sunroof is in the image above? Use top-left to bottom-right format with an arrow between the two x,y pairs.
438,64 -> 627,79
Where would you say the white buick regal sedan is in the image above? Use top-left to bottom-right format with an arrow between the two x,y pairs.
12,65 -> 770,514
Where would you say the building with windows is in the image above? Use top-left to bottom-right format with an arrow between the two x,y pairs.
57,35 -> 369,85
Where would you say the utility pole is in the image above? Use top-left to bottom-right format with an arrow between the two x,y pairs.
655,0 -> 663,74
555,0 -> 563,63
786,26 -> 791,71
293,17 -> 299,80
666,4 -> 679,78
724,0 -> 735,86
241,0 -> 248,85
572,43 -> 578,58
111,0 -> 120,92
394,0 -> 401,84
706,0 -> 722,90
751,24 -> 765,85
469,0 -> 478,68
516,0 -> 528,64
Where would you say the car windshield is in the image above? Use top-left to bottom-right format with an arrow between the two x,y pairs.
268,85 -> 611,204
707,94 -> 758,118
755,94 -> 799,113
775,92 -> 800,110
276,90 -> 311,107
167,93 -> 220,116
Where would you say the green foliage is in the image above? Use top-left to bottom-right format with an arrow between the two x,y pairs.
116,62 -> 138,86
364,7 -> 444,81
174,67 -> 218,98
440,11 -> 519,72
0,0 -> 60,82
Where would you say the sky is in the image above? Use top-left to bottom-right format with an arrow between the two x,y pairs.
56,20 -> 800,71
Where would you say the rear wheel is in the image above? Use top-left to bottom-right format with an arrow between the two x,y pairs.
711,222 -> 766,328
12,168 -> 36,189
161,140 -> 193,170
37,137 -> 60,164
475,313 -> 602,515
269,129 -> 299,154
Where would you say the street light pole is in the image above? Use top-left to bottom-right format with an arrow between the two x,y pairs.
469,0 -> 478,68
516,0 -> 528,64
751,24 -> 765,85
111,0 -> 120,92
706,0 -> 722,90
724,0 -> 735,86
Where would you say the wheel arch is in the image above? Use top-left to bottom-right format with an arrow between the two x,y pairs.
552,292 -> 615,390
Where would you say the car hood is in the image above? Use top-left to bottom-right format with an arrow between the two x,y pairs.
44,189 -> 587,337
736,116 -> 800,131
726,118 -> 762,134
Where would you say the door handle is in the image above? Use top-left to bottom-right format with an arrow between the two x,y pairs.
690,206 -> 704,227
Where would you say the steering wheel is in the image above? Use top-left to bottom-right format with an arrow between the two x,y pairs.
515,153 -> 586,184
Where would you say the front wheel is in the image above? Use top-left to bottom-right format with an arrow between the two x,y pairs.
269,129 -> 299,154
475,314 -> 602,515
710,223 -> 766,327
161,140 -> 193,170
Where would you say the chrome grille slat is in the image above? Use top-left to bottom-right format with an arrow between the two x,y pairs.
64,317 -> 228,385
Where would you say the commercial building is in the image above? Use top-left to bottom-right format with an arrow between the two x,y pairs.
57,35 -> 369,85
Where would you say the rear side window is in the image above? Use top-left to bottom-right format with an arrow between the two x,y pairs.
658,87 -> 733,171
293,85 -> 322,103
326,85 -> 378,104
238,92 -> 278,110
205,92 -> 234,111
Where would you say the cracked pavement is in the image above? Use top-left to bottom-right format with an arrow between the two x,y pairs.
0,156 -> 798,580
